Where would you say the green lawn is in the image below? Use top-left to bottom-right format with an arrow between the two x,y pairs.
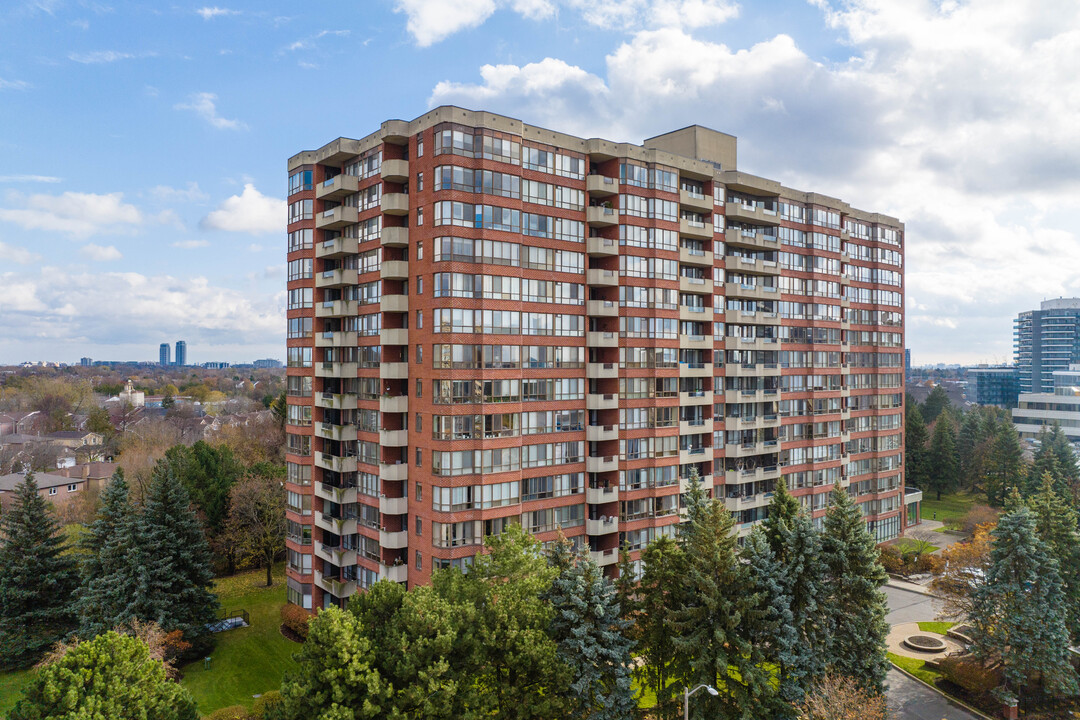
917,621 -> 956,635
920,491 -> 979,529
888,652 -> 943,686
893,538 -> 940,554
0,668 -> 32,716
180,564 -> 298,715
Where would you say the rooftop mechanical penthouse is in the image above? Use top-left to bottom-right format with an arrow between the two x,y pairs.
285,106 -> 909,611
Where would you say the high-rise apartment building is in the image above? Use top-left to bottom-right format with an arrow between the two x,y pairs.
285,107 -> 907,611
160,343 -> 171,366
1014,298 -> 1080,393
175,340 -> 187,367
968,366 -> 1020,408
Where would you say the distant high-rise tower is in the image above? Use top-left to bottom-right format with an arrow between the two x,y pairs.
175,340 -> 187,367
159,343 -> 171,366
80,357 -> 92,367
1014,298 -> 1080,393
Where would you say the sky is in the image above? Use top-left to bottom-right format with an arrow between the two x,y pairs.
1,0 -> 1078,366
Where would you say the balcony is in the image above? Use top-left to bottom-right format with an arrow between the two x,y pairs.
724,228 -> 779,252
679,362 -> 711,378
586,300 -> 618,317
679,334 -> 712,350
726,362 -> 780,378
587,236 -> 618,256
679,447 -> 708,465
315,299 -> 359,318
379,362 -> 408,379
315,330 -> 358,348
586,517 -> 619,535
381,260 -> 409,280
315,206 -> 359,230
586,206 -> 619,227
315,268 -> 358,289
380,193 -> 410,215
315,392 -> 358,410
315,452 -> 358,473
315,422 -> 358,443
381,227 -> 409,247
724,202 -> 781,226
724,493 -> 773,512
591,548 -> 619,567
314,481 -> 357,505
679,218 -> 713,240
587,269 -> 619,287
679,248 -> 714,266
724,466 -> 782,485
380,462 -> 408,482
724,282 -> 777,301
314,569 -> 357,599
678,276 -> 708,294
586,393 -> 619,411
679,306 -> 708,323
380,159 -> 409,183
679,390 -> 712,405
586,424 -> 618,442
723,336 -> 777,352
586,456 -> 616,473
730,256 -> 781,276
723,388 -> 769,404
680,418 -> 713,436
380,294 -> 408,313
679,188 -> 713,213
380,328 -> 409,345
379,495 -> 408,515
315,237 -> 359,259
586,362 -> 618,380
379,529 -> 409,549
586,485 -> 620,504
314,513 -> 357,537
380,429 -> 408,446
314,361 -> 359,378
315,174 -> 359,200
379,394 -> 408,414
315,542 -> 357,567
586,175 -> 619,197
586,331 -> 617,346
379,563 -> 408,583
726,441 -> 779,458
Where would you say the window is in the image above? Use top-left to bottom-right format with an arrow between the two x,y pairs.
417,241 -> 423,260
415,516 -> 422,535
48,487 -> 57,495
288,199 -> 313,223
417,207 -> 424,226
288,169 -> 312,195
416,172 -> 424,191
416,310 -> 423,329
416,447 -> 422,466
416,379 -> 422,398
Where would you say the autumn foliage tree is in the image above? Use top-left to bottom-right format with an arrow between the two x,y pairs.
930,521 -> 995,621
795,673 -> 888,720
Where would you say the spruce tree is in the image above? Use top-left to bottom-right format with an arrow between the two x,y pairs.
741,528 -> 799,717
777,512 -> 829,699
636,535 -> 687,719
921,384 -> 950,423
984,422 -> 1025,507
1027,475 -> 1080,644
970,504 -> 1078,699
545,536 -> 636,720
135,463 -> 219,653
820,488 -> 890,694
76,469 -> 139,639
925,415 -> 960,501
762,477 -> 800,558
1048,422 -> 1080,500
957,409 -> 984,490
0,473 -> 79,669
904,404 -> 929,491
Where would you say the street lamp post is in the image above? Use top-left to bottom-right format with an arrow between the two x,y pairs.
684,683 -> 719,720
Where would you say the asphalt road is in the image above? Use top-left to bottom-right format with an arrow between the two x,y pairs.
884,584 -> 982,720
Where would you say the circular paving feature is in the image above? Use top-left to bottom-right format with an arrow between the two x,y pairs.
902,634 -> 947,653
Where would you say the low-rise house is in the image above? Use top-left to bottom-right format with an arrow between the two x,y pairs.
0,471 -> 87,515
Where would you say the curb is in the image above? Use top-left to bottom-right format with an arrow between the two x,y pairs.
886,577 -> 945,599
888,661 -> 997,720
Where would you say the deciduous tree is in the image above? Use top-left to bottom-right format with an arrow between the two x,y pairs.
930,521 -> 994,621
223,473 -> 286,587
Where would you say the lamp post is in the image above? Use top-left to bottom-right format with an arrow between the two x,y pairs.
684,683 -> 719,720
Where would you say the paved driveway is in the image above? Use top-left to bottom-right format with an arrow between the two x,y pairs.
885,584 -> 944,625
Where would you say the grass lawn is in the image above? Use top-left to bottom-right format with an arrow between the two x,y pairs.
888,652 -> 943,686
893,537 -> 940,554
0,668 -> 32,716
917,621 -> 956,635
180,563 -> 298,715
920,491 -> 980,529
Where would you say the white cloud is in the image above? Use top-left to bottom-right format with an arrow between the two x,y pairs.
395,0 -> 497,46
200,184 -> 284,235
0,191 -> 144,238
0,175 -> 61,183
68,50 -> 135,63
430,0 -> 1080,363
173,239 -> 210,249
150,182 -> 209,202
196,6 -> 240,19
0,242 -> 39,265
79,243 -> 122,261
284,29 -> 350,52
174,92 -> 247,130
564,0 -> 737,30
0,77 -> 30,91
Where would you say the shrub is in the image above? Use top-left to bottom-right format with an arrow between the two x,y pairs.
252,690 -> 283,719
937,655 -> 1002,694
205,707 -> 256,720
878,545 -> 905,574
961,505 -> 998,536
280,604 -> 310,640
914,554 -> 945,574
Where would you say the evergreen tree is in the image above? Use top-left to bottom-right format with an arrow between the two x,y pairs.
904,404 -> 929,491
1048,422 -> 1080,501
983,421 -> 1026,507
0,473 -> 79,669
672,476 -> 772,719
134,463 -> 219,654
957,410 -> 986,491
1029,426 -> 1060,497
762,477 -> 800,558
544,536 -> 636,720
741,529 -> 799,717
921,384 -> 951,423
820,488 -> 890,694
76,470 -> 139,639
925,414 -> 960,500
157,440 -> 242,535
970,504 -> 1078,699
1027,475 -> 1080,644
613,544 -> 639,631
777,512 -> 829,700
635,535 -> 687,719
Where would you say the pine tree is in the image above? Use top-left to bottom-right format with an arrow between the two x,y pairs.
777,512 -> 829,700
1029,426 -> 1060,497
904,404 -> 929,491
1027,475 -> 1080,644
921,384 -> 951,423
0,473 -> 79,669
925,414 -> 960,501
76,469 -> 139,639
970,504 -> 1078,699
741,528 -> 799,717
636,535 -> 687,720
957,409 -> 986,491
820,488 -> 890,694
762,477 -> 800,559
1048,422 -> 1080,501
545,536 -> 636,720
984,422 -> 1026,507
135,463 -> 219,654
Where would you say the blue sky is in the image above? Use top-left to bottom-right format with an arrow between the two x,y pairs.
1,0 -> 1078,366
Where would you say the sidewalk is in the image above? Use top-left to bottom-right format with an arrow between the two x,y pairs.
887,576 -> 938,596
